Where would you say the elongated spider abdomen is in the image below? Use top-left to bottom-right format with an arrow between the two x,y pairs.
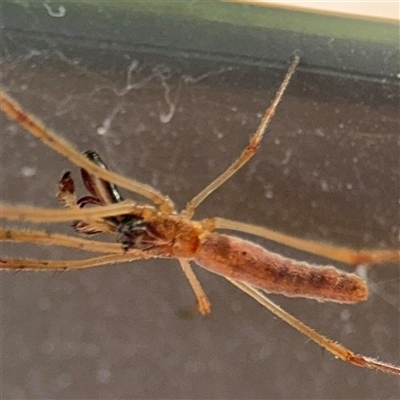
195,232 -> 368,303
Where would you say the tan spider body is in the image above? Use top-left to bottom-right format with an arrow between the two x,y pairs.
1,57 -> 400,375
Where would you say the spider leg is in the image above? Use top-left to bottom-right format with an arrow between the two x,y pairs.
178,258 -> 211,315
0,252 -> 163,271
0,88 -> 174,213
228,278 -> 400,375
0,228 -> 123,254
0,202 -> 140,223
183,56 -> 299,218
203,217 -> 400,265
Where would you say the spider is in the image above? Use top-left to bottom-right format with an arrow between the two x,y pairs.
1,56 -> 399,375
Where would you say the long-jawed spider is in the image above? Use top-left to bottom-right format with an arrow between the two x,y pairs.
1,56 -> 399,375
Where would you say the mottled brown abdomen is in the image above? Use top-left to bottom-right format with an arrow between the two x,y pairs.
195,232 -> 368,303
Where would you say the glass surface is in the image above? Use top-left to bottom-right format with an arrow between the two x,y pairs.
1,2 -> 399,399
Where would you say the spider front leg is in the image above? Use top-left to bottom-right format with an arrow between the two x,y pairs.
0,88 -> 175,213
